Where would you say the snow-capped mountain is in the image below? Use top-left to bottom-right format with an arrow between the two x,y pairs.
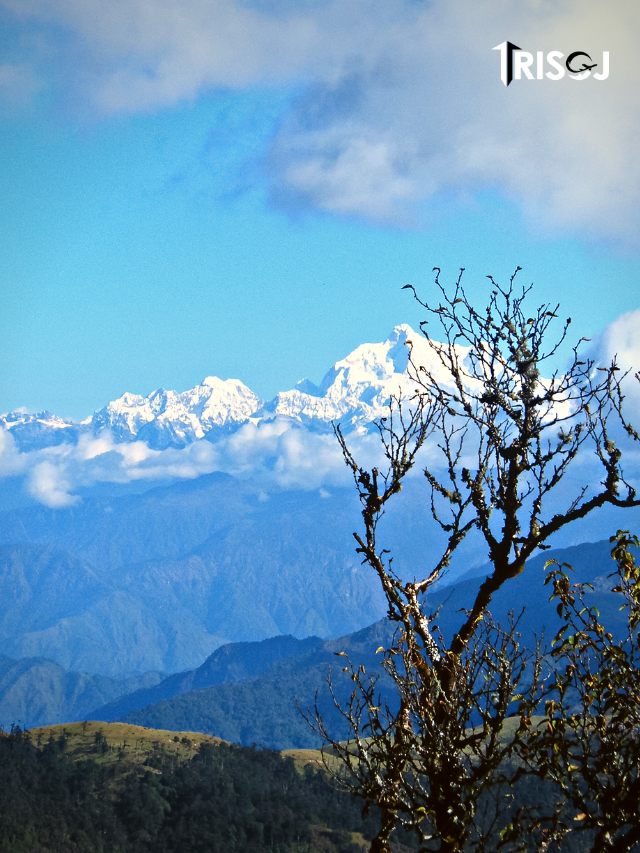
0,410 -> 81,452
86,377 -> 262,448
262,324 -> 429,429
1,325 -> 448,452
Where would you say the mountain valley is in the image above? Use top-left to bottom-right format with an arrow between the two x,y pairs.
0,537 -> 633,749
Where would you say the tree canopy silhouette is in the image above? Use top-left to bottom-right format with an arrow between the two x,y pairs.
314,268 -> 640,853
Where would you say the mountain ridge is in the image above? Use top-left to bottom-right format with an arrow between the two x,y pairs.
0,536 -> 633,743
0,477 -> 389,677
0,653 -> 164,730
1,325 -> 449,451
113,537 -> 634,749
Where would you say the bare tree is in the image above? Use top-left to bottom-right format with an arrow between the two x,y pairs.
313,611 -> 543,852
316,268 -> 640,853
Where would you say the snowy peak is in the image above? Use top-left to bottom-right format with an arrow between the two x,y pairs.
3,325 -> 450,451
319,324 -> 413,395
2,410 -> 72,431
0,410 -> 80,452
293,378 -> 320,397
326,323 -> 412,388
264,325 -> 430,431
87,377 -> 261,448
196,377 -> 261,425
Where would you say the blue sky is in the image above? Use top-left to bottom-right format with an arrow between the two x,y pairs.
1,0 -> 639,420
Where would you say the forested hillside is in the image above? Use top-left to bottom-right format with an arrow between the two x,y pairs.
0,722 -> 392,853
0,475 -> 389,676
116,539 -> 630,749
0,538 -> 629,745
0,720 -> 591,853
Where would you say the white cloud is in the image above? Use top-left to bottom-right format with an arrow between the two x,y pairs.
27,460 -> 81,507
0,429 -> 27,477
268,0 -> 640,243
1,0 -> 638,244
590,308 -> 640,422
595,309 -> 640,370
0,418 -> 380,505
279,134 -> 420,223
1,0 -> 323,110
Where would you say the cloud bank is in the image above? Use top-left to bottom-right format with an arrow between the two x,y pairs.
0,418 -> 377,507
2,0 -> 639,245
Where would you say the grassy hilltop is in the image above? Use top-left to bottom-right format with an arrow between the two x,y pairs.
26,720 -> 224,767
0,721 -> 405,853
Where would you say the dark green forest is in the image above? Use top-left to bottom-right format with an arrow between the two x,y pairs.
0,725 -> 393,853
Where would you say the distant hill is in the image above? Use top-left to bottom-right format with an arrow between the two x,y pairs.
0,655 -> 163,731
117,619 -> 395,750
0,475 -> 390,676
112,538 -> 633,750
1,450 -> 637,681
92,634 -> 324,721
0,536 -> 630,742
